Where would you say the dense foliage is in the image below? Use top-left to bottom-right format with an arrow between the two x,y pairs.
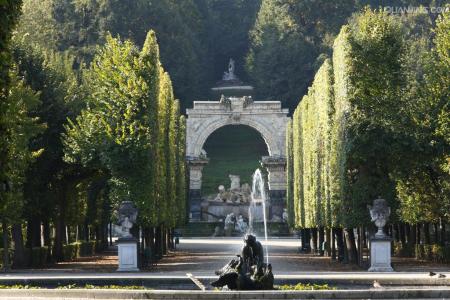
63,31 -> 187,229
288,7 -> 449,254
0,0 -> 448,269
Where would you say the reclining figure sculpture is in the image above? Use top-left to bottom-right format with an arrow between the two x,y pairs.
211,234 -> 274,290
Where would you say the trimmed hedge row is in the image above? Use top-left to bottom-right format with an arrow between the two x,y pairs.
2,241 -> 98,267
415,244 -> 450,263
393,242 -> 450,263
288,10 -> 406,229
80,241 -> 96,256
0,248 -> 13,268
393,242 -> 415,257
30,247 -> 48,268
62,241 -> 97,261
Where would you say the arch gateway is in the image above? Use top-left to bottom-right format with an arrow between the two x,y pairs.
186,96 -> 289,221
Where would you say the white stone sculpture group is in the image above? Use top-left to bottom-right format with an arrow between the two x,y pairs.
211,175 -> 252,204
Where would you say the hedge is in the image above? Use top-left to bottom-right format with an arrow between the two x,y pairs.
62,241 -> 98,261
62,242 -> 81,261
79,241 -> 96,256
0,248 -> 13,268
415,244 -> 450,263
30,247 -> 48,268
288,10 -> 405,229
393,242 -> 415,257
393,242 -> 450,263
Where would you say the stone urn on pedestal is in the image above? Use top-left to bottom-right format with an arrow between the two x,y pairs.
116,201 -> 139,272
368,197 -> 393,272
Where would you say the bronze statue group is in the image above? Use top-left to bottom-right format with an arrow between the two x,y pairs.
212,234 -> 274,290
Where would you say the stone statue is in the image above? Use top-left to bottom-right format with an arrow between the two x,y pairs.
229,174 -> 241,191
209,175 -> 251,204
224,213 -> 236,236
368,197 -> 390,238
219,94 -> 232,110
118,201 -> 138,238
235,215 -> 248,233
222,58 -> 237,81
228,59 -> 235,75
282,208 -> 288,223
243,96 -> 253,108
213,185 -> 226,202
212,234 -> 273,290
240,183 -> 251,202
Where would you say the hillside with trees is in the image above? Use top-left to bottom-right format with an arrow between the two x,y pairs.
0,0 -> 448,269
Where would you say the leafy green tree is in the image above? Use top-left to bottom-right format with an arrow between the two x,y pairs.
0,69 -> 44,267
246,0 -> 357,110
396,8 -> 450,225
64,30 -> 186,240
9,42 -> 86,260
0,0 -> 24,269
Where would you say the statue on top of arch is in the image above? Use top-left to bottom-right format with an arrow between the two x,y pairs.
222,58 -> 237,81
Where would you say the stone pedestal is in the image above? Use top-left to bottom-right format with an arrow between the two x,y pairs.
117,238 -> 139,272
261,156 -> 286,220
187,157 -> 209,221
369,237 -> 393,272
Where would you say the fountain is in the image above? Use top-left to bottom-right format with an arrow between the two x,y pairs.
211,170 -> 274,290
212,234 -> 274,290
248,169 -> 269,265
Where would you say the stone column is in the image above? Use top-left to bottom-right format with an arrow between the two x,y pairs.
187,157 -> 209,221
261,156 -> 286,219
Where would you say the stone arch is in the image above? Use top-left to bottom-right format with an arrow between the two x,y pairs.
185,97 -> 289,221
190,116 -> 280,158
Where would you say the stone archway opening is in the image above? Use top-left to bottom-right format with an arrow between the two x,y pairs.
201,124 -> 269,196
186,96 -> 289,221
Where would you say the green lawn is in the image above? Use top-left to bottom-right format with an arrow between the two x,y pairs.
202,125 -> 269,195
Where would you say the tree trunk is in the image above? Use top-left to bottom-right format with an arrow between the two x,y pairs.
325,228 -> 331,257
26,217 -> 42,248
164,227 -> 169,254
155,225 -> 161,258
42,220 -> 51,263
399,223 -> 406,244
167,229 -> 172,250
362,227 -> 367,248
344,228 -> 358,264
434,223 -> 439,244
416,224 -> 421,245
335,228 -> 345,262
54,217 -> 66,261
405,223 -> 411,244
423,223 -> 431,244
311,228 -> 318,254
150,227 -> 155,251
441,220 -> 446,245
318,227 -> 325,256
66,225 -> 70,244
12,224 -> 27,267
2,221 -> 10,271
161,226 -> 167,255
301,229 -> 310,252
394,224 -> 400,242
331,228 -> 336,260
109,222 -> 113,246
83,222 -> 89,241
357,227 -> 363,266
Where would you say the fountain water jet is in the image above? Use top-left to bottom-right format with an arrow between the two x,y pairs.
212,169 -> 274,290
248,169 -> 269,265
